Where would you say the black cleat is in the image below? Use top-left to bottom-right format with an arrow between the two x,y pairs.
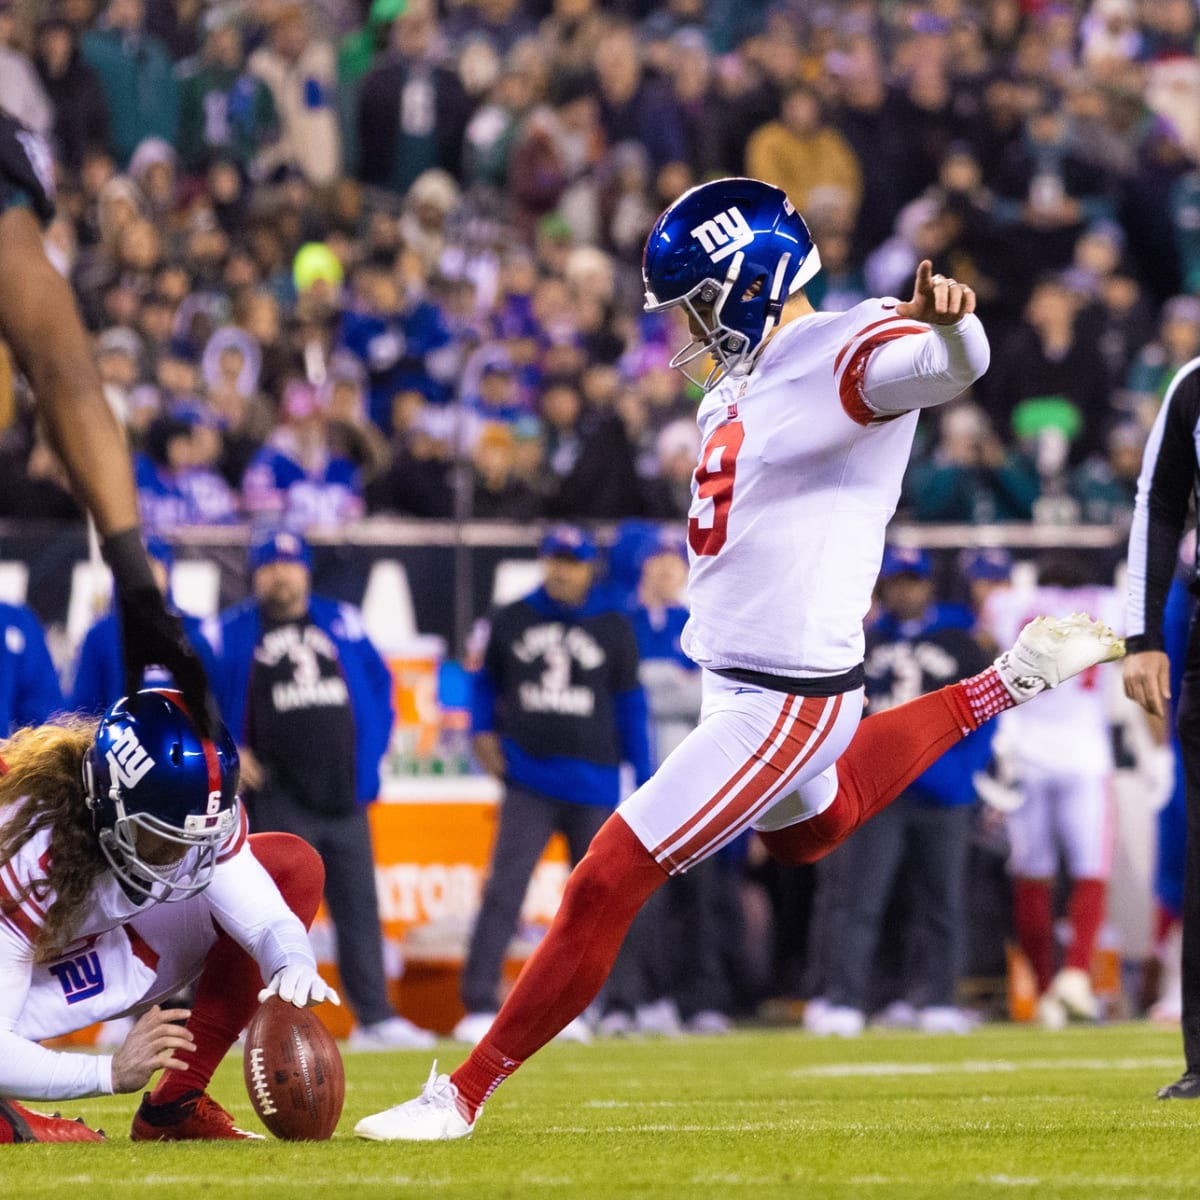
1156,1072 -> 1200,1100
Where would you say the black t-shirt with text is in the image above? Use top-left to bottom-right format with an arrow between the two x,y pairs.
248,616 -> 357,815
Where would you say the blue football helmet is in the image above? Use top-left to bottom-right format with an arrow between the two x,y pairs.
82,689 -> 240,902
642,177 -> 821,391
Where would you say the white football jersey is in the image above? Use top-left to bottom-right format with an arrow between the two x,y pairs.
983,584 -> 1123,775
682,299 -> 934,677
0,806 -> 313,1099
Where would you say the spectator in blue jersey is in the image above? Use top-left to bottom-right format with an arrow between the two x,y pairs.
336,261 -> 455,430
805,546 -> 995,1037
453,524 -> 652,1045
241,378 -> 365,530
134,409 -> 241,533
202,530 -> 434,1049
69,538 -> 213,714
0,600 -> 63,733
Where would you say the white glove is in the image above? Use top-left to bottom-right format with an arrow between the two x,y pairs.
974,770 -> 1024,814
259,964 -> 341,1009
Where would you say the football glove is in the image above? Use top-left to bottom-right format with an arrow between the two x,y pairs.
259,964 -> 341,1009
101,528 -> 216,735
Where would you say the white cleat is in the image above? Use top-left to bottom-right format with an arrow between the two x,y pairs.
451,1011 -> 498,1045
347,1016 -> 437,1051
354,1062 -> 476,1142
1049,967 -> 1100,1021
994,613 -> 1125,704
804,1003 -> 865,1038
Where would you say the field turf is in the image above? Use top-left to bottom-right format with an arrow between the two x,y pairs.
2,1023 -> 1198,1199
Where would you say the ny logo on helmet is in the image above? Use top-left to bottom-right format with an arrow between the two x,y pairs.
106,726 -> 156,791
690,206 -> 753,264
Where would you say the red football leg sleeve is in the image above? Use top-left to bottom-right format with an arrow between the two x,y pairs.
1065,878 -> 1107,974
451,815 -> 668,1120
1012,877 -> 1055,993
758,680 -> 978,866
150,833 -> 324,1104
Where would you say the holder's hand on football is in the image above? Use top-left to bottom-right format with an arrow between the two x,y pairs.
260,964 -> 341,1009
896,260 -> 976,326
110,1005 -> 196,1093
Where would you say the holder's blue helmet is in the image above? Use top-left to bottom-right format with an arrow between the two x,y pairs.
83,689 -> 240,902
642,177 -> 821,391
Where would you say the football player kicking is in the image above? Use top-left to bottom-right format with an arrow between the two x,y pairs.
355,177 -> 1123,1141
0,690 -> 338,1143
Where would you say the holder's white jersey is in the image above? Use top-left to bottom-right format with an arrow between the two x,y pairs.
0,807 -> 313,1100
983,584 -> 1123,776
682,299 -> 988,677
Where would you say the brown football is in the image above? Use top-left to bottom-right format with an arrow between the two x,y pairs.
243,996 -> 345,1140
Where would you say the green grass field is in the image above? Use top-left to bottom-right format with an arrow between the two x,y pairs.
2,1024 -> 1198,1199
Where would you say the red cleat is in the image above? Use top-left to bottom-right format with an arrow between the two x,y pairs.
0,1098 -> 106,1143
130,1090 -> 263,1141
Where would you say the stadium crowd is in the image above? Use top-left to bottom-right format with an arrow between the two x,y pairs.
0,0 -> 1193,1041
0,0 -> 1196,532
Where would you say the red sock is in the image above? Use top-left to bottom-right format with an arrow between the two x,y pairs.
150,833 -> 324,1104
759,678 -> 982,866
1065,878 -> 1106,973
450,816 -> 667,1121
1012,878 -> 1055,993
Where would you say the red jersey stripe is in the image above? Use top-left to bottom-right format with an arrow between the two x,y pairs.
123,923 -> 161,971
0,863 -> 42,944
838,325 -> 928,426
651,694 -> 797,860
832,315 -> 919,375
669,694 -> 844,872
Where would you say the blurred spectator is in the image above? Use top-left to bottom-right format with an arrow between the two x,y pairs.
982,274 -> 1113,460
805,546 -> 993,1037
69,536 -> 212,713
336,0 -> 403,176
902,402 -> 1039,523
82,0 -> 179,165
323,352 -> 392,486
539,0 -> 610,78
981,556 -> 1125,1026
1171,165 -> 1200,294
128,136 -> 179,223
0,3 -> 52,138
0,600 -> 64,733
135,408 -> 240,532
0,416 -> 83,522
1071,420 -> 1144,527
470,420 -> 539,519
365,387 -> 454,516
204,530 -> 433,1049
667,29 -> 729,179
250,2 -> 341,187
541,375 -> 643,519
444,0 -> 535,56
398,167 -> 461,275
355,0 -> 471,194
746,83 -> 862,224
453,524 -> 650,1045
33,14 -> 110,172
177,13 -> 277,174
1125,294 -> 1200,402
242,377 -> 365,530
590,22 -> 686,173
991,103 -> 1115,273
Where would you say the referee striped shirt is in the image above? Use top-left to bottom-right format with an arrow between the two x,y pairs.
1126,355 -> 1200,654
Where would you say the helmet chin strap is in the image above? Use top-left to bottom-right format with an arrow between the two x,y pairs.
742,251 -> 792,374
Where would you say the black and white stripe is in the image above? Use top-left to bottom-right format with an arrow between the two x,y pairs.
1125,356 -> 1200,652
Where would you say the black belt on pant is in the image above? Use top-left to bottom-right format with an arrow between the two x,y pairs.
713,662 -> 864,697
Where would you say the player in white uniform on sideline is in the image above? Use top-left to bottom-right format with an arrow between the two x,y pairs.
0,689 -> 338,1143
355,177 -> 1124,1142
982,563 -> 1125,1025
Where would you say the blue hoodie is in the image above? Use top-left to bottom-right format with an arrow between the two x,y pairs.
0,602 -> 63,732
